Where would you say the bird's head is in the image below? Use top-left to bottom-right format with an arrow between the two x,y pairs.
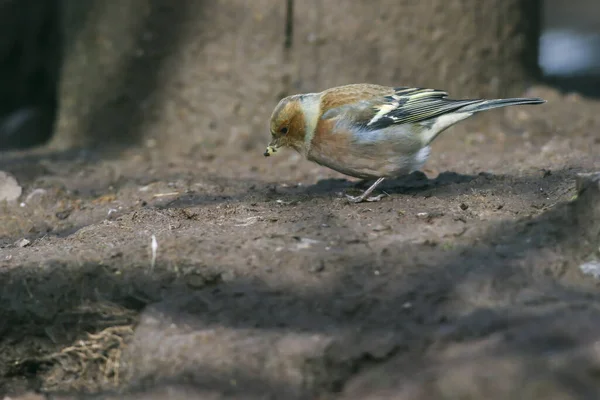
264,95 -> 307,157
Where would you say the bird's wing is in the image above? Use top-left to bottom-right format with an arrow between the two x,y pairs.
321,86 -> 482,131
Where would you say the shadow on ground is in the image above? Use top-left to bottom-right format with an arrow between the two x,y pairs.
0,170 -> 599,399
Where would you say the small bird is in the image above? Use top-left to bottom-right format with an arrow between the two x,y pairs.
264,84 -> 545,202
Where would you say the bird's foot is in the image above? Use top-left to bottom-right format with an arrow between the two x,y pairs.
345,192 -> 387,203
345,177 -> 388,203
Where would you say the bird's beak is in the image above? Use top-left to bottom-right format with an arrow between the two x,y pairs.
264,138 -> 281,157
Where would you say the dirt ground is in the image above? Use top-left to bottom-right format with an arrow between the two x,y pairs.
0,85 -> 600,399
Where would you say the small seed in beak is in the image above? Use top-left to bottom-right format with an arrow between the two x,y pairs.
264,146 -> 277,157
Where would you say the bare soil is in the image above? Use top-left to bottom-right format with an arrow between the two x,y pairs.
1,85 -> 600,399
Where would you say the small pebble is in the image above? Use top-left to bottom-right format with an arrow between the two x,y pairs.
15,238 -> 31,248
372,224 -> 390,232
0,171 -> 22,202
580,261 -> 600,279
55,209 -> 72,220
460,203 -> 469,211
310,261 -> 325,273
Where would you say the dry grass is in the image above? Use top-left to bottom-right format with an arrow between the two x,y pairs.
40,325 -> 134,392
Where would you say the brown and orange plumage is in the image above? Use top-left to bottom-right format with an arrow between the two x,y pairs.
265,83 -> 545,202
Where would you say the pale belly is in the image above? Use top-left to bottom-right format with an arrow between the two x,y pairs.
307,145 -> 431,180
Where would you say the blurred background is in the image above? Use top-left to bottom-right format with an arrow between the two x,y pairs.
1,2 -> 600,399
0,0 -> 598,154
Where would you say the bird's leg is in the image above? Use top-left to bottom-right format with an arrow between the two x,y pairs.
346,177 -> 387,203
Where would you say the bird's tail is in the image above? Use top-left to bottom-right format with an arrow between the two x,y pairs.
458,97 -> 546,113
420,96 -> 546,145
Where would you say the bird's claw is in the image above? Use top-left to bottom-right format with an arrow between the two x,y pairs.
345,193 -> 387,203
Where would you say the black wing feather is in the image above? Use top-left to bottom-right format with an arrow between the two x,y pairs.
365,88 -> 481,131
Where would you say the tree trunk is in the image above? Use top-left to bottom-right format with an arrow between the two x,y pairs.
52,0 -> 287,153
52,0 -> 541,154
290,0 -> 541,98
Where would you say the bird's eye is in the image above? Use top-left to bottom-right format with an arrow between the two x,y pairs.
280,127 -> 288,135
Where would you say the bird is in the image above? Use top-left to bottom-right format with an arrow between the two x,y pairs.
264,84 -> 545,203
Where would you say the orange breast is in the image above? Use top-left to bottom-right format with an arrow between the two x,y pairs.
307,118 -> 379,179
310,119 -> 352,162
307,117 -> 420,179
